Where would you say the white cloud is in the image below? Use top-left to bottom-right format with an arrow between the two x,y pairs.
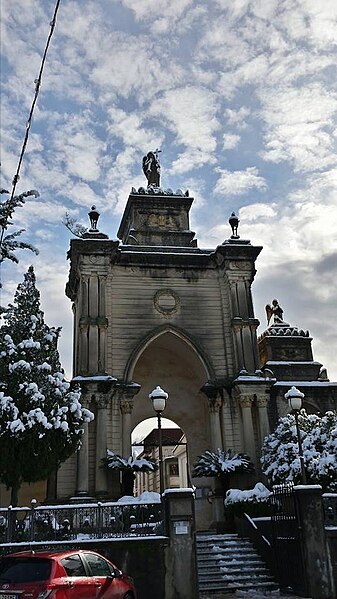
150,86 -> 220,169
214,167 -> 267,196
225,107 -> 250,128
259,84 -> 337,171
2,0 -> 337,384
222,133 -> 240,150
115,0 -> 193,33
51,112 -> 106,182
107,107 -> 163,151
170,149 -> 216,174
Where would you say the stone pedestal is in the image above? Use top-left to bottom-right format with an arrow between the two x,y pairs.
163,489 -> 198,599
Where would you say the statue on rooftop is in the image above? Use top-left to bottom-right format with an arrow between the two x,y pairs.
142,149 -> 161,188
265,299 -> 284,325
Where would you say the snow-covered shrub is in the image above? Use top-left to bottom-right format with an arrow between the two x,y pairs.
261,410 -> 337,491
192,449 -> 254,479
192,449 -> 255,497
103,451 -> 157,496
224,482 -> 272,517
0,267 -> 94,505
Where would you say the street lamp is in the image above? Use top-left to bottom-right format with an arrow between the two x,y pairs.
285,386 -> 307,484
149,386 -> 168,495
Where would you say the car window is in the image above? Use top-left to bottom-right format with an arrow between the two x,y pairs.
83,553 -> 113,576
0,557 -> 51,583
61,554 -> 86,576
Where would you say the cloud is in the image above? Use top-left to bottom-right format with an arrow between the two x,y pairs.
214,167 -> 267,196
222,133 -> 240,150
150,86 -> 220,170
114,0 -> 194,33
2,0 -> 337,384
107,107 -> 163,152
259,84 -> 337,172
225,107 -> 250,128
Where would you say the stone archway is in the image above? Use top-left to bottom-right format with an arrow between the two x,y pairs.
129,330 -> 211,472
127,330 -> 213,527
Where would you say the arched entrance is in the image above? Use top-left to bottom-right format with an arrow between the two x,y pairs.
127,330 -> 211,471
132,417 -> 188,496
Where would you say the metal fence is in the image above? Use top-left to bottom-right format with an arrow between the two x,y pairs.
0,500 -> 164,545
270,483 -> 307,596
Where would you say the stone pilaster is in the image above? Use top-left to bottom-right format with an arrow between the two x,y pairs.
256,395 -> 270,444
72,377 -> 116,498
201,383 -> 224,451
115,383 -> 141,457
238,395 -> 256,464
120,399 -> 134,457
94,393 -> 111,497
76,393 -> 91,497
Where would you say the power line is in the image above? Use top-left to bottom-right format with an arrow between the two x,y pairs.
9,0 -> 62,201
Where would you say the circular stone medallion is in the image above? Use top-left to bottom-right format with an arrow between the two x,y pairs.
154,289 -> 180,316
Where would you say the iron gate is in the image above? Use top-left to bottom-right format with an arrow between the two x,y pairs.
270,484 -> 307,596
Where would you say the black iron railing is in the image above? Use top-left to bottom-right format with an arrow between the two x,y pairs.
270,483 -> 307,596
0,500 -> 164,545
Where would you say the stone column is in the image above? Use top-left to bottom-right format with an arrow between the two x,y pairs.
79,321 -> 89,374
95,393 -> 110,497
209,396 -> 223,451
81,275 -> 89,315
256,395 -> 270,444
116,383 -> 141,457
201,383 -> 224,451
239,395 -> 256,463
98,318 -> 108,373
76,420 -> 90,496
120,399 -> 134,457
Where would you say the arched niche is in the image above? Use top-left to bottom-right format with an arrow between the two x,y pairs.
129,330 -> 211,468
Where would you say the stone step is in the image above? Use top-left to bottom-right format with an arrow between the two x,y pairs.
196,533 -> 279,595
198,558 -> 265,567
198,580 -> 279,592
198,570 -> 274,579
198,565 -> 269,574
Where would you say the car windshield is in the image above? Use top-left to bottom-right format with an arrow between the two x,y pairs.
0,557 -> 51,583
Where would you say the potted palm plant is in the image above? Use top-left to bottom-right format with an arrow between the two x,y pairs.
103,450 -> 158,497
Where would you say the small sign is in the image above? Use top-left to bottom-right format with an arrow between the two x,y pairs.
174,520 -> 189,535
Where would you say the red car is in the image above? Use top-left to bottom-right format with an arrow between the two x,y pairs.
0,549 -> 137,599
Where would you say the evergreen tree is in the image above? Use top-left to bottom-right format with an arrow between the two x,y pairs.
260,410 -> 337,491
0,266 -> 94,505
0,189 -> 39,267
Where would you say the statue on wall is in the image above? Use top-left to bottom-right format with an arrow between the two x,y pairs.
265,299 -> 284,325
142,149 -> 161,187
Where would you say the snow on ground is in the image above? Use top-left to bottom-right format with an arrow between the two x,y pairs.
200,592 -> 311,599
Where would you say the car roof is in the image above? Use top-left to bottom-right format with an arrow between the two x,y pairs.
2,549 -> 102,559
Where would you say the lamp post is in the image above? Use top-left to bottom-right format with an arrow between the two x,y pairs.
149,386 -> 168,495
285,386 -> 307,484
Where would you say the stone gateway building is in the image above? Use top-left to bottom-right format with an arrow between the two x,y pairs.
53,163 -> 336,529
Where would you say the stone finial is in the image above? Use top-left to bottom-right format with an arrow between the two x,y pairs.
229,212 -> 240,238
265,298 -> 284,325
88,205 -> 100,231
142,149 -> 161,188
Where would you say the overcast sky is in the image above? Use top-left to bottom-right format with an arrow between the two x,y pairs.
1,0 -> 337,387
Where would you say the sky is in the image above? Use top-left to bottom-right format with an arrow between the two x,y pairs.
1,0 -> 337,393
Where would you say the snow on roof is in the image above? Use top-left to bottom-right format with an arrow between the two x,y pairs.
275,380 -> 336,387
72,375 -> 117,382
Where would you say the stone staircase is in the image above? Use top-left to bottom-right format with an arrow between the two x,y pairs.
197,533 -> 279,595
